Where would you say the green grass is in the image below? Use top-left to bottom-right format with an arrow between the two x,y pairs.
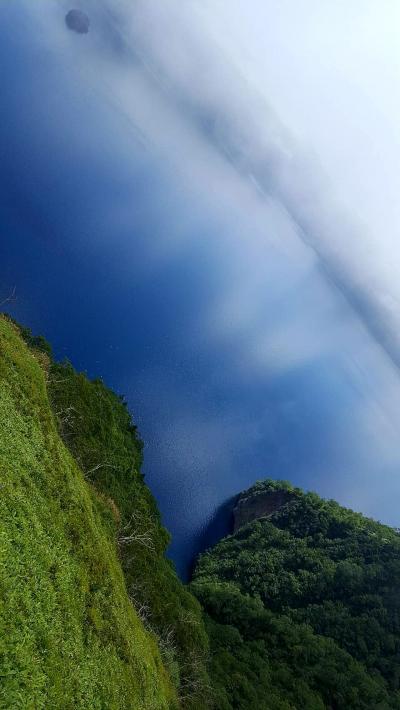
46,353 -> 210,709
0,315 -> 178,709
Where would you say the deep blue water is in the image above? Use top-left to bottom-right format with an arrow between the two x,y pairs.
2,3 -> 400,577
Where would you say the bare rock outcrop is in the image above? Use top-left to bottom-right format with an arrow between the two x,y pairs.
233,488 -> 294,531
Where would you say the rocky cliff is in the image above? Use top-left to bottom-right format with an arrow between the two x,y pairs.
233,486 -> 294,531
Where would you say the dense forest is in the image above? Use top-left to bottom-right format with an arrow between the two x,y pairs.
192,479 -> 400,709
1,314 -> 400,709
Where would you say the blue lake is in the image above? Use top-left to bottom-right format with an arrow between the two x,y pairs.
2,3 -> 400,577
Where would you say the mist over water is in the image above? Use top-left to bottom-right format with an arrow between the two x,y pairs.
1,1 -> 400,575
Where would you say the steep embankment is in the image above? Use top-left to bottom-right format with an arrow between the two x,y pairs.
0,316 -> 208,709
192,479 -> 400,709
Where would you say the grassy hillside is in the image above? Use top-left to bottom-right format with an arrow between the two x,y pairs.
46,346 -> 210,709
192,479 -> 400,709
0,315 -> 208,709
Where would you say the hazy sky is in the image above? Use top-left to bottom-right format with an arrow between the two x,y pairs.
1,1 -> 400,573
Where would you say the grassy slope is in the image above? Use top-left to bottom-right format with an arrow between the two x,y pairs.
47,358 -> 210,709
48,363 -> 211,710
0,316 -> 177,709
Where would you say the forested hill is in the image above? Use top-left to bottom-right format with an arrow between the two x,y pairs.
0,315 -> 209,709
192,479 -> 400,709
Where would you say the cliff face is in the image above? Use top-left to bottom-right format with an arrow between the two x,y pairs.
233,488 -> 294,531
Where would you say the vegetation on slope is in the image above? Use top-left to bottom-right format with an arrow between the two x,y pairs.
4,312 -> 400,710
0,315 -> 209,709
192,479 -> 400,709
47,356 -> 210,708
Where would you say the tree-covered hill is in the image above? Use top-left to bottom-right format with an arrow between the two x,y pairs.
0,315 -> 209,709
192,479 -> 400,709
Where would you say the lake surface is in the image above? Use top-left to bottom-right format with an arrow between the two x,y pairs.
2,3 -> 400,577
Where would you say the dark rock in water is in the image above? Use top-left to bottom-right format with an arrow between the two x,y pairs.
65,9 -> 90,34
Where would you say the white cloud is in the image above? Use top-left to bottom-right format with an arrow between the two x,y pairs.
23,0 -> 400,366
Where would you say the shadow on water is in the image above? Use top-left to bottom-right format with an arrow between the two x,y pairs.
186,495 -> 238,582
